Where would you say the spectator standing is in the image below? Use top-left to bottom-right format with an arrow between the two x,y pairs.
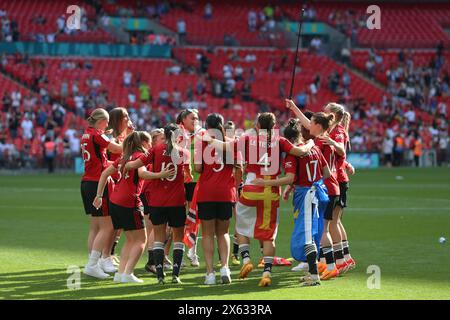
139,82 -> 151,102
177,19 -> 187,44
128,90 -> 136,105
8,112 -> 20,138
393,134 -> 404,166
413,133 -> 423,167
43,136 -> 56,173
123,70 -> 132,87
11,90 -> 21,110
204,3 -> 213,19
309,37 -> 322,54
382,134 -> 393,167
21,115 -> 33,140
2,92 -> 11,112
295,91 -> 308,109
248,10 -> 257,32
437,131 -> 449,166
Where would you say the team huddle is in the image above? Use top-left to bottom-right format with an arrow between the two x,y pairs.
80,99 -> 356,287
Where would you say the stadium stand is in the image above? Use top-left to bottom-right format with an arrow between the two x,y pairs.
283,2 -> 450,48
0,0 -> 115,43
0,0 -> 448,170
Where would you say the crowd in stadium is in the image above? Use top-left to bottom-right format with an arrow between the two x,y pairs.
0,1 -> 449,171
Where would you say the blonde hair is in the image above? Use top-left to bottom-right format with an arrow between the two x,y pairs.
87,108 -> 109,127
150,128 -> 164,144
341,111 -> 351,134
325,102 -> 345,123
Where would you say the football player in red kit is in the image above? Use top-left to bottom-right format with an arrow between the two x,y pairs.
324,105 -> 356,272
80,108 -> 122,279
124,123 -> 190,284
106,107 -> 134,266
94,131 -> 174,283
142,128 -> 165,275
202,112 -> 315,287
253,116 -> 331,286
194,113 -> 236,285
286,100 -> 342,280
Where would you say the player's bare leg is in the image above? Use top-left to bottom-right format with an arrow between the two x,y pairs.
216,219 -> 231,284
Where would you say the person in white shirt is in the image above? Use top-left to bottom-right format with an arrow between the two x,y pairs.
382,135 -> 394,167
235,65 -> 244,81
248,10 -> 257,31
57,15 -> 65,32
11,91 -> 21,109
177,19 -> 186,44
177,20 -> 186,34
405,108 -> 416,123
74,93 -> 84,117
47,33 -> 55,43
310,37 -> 322,53
123,70 -> 132,87
70,134 -> 80,158
128,91 -> 136,104
21,117 -> 33,140
204,3 -> 213,19
309,82 -> 317,103
438,132 -> 449,166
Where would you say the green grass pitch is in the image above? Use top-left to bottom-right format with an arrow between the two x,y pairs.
0,167 -> 449,300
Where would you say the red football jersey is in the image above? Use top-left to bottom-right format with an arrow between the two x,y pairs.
196,140 -> 237,203
81,127 -> 110,182
108,135 -> 125,181
284,145 -> 327,187
110,152 -> 145,208
140,143 -> 187,207
330,125 -> 349,183
234,133 -> 294,178
315,137 -> 340,196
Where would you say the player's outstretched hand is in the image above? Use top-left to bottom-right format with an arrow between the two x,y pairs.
285,99 -> 297,111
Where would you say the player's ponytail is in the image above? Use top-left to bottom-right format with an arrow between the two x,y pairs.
205,113 -> 225,142
120,131 -> 149,167
164,123 -> 179,155
257,112 -> 276,150
342,111 -> 352,151
312,112 -> 334,132
342,111 -> 351,134
87,108 -> 109,128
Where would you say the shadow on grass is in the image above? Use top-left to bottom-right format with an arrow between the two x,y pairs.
0,266 -> 308,300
